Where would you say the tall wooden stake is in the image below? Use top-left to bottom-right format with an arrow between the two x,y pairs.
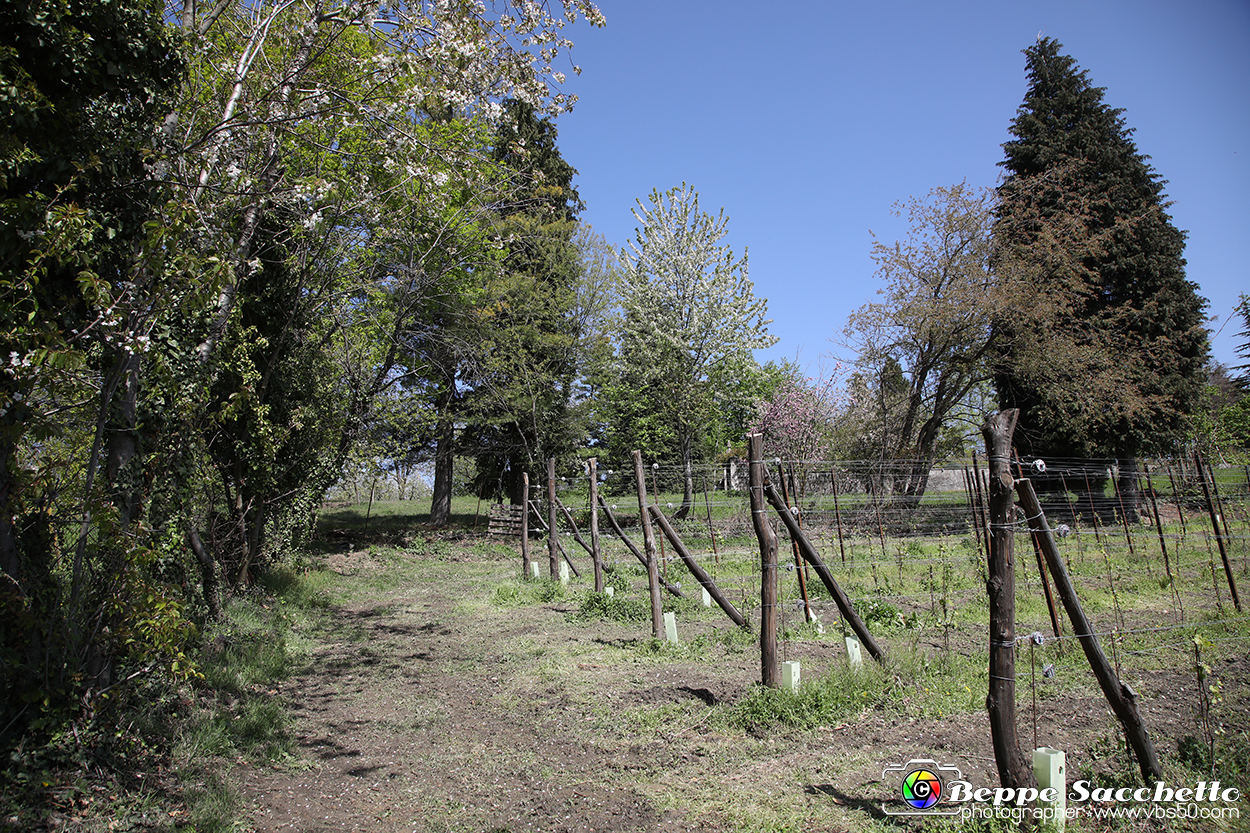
1196,452 -> 1240,612
520,471 -> 530,577
546,457 -> 559,579
589,458 -> 602,593
1166,464 -> 1188,539
701,473 -> 720,569
964,466 -> 983,553
1014,455 -> 1062,640
981,410 -> 1035,791
972,450 -> 990,565
831,469 -> 848,565
1145,466 -> 1181,618
633,450 -> 664,638
650,463 -> 667,581
748,434 -> 779,688
1111,469 -> 1138,561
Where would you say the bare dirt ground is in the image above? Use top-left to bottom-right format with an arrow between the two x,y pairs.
236,542 -> 1248,833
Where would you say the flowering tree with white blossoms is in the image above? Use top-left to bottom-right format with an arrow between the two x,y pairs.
157,0 -> 607,555
614,184 -> 777,517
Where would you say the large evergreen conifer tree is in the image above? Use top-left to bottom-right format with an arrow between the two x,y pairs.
459,100 -> 585,506
993,38 -> 1208,490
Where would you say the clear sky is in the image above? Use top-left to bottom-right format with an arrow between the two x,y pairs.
554,0 -> 1250,375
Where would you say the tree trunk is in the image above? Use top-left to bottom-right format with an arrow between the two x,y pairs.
0,441 -> 17,586
187,527 -> 220,619
429,385 -> 456,527
1116,457 -> 1141,524
104,353 -> 143,528
675,434 -> 694,520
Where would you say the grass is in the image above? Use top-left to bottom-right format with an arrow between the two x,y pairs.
13,476 -> 1238,832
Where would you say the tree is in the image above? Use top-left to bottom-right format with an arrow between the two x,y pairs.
1233,294 -> 1250,386
1,0 -> 606,752
751,361 -> 844,493
164,0 -> 605,534
457,99 -> 586,510
612,184 -> 777,516
993,37 -> 1208,500
1,0 -> 187,742
843,183 -> 1001,497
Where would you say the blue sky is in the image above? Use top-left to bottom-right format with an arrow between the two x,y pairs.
554,0 -> 1250,374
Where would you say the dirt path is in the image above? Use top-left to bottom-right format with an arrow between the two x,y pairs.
241,550 -> 709,832
235,545 -> 1237,832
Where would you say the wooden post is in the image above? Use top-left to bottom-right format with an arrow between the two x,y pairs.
633,451 -> 664,638
1145,466 -> 1179,613
1110,469 -> 1138,561
650,463 -> 668,581
868,477 -> 889,562
597,494 -> 686,598
1196,452 -> 1240,612
763,482 -> 885,662
701,473 -> 720,569
1014,456 -> 1062,641
787,464 -> 813,588
831,469 -> 848,565
964,466 -> 984,553
1057,472 -> 1087,564
981,409 -> 1036,792
1209,459 -> 1235,542
748,434 -> 779,688
1016,477 -> 1164,783
1166,464 -> 1188,539
546,457 -> 559,579
649,505 -> 748,629
1082,469 -> 1106,547
589,458 -> 602,593
778,464 -> 814,623
972,450 -> 990,565
521,471 -> 530,577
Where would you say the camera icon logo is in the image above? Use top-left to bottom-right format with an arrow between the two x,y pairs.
882,758 -> 963,816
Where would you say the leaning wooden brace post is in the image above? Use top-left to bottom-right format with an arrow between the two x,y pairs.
589,458 -> 603,593
778,464 -> 814,623
633,450 -> 664,639
554,496 -> 595,559
762,482 -> 885,662
597,494 -> 686,599
981,410 -> 1036,792
1017,477 -> 1164,783
528,495 -> 580,577
649,505 -> 748,629
748,434 -> 779,688
1014,456 -> 1062,641
520,472 -> 531,577
546,457 -> 559,579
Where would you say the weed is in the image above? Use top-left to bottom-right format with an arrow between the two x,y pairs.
572,590 -> 652,624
